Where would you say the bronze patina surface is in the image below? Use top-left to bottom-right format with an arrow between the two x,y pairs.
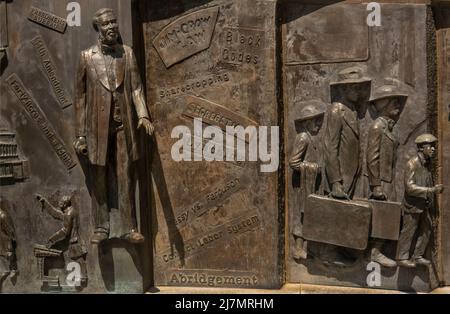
0,0 -> 449,294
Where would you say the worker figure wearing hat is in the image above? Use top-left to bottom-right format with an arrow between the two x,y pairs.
289,100 -> 326,260
366,82 -> 408,268
324,66 -> 371,199
396,134 -> 444,268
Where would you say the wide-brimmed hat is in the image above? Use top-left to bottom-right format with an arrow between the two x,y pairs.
296,99 -> 326,122
330,66 -> 371,86
415,133 -> 438,145
369,84 -> 408,104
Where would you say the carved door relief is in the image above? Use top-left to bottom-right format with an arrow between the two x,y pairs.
142,0 -> 281,289
282,1 -> 438,292
1,0 -> 450,294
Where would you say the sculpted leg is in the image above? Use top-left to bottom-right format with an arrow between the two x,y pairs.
396,213 -> 419,267
116,130 -> 144,244
91,165 -> 109,244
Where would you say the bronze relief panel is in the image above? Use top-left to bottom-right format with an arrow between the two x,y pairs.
283,1 -> 438,292
143,0 -> 281,289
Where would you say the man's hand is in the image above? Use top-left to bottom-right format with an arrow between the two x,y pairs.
138,118 -> 154,136
302,162 -> 319,171
371,185 -> 387,200
36,194 -> 46,205
331,182 -> 349,199
35,194 -> 47,212
431,184 -> 444,194
73,137 -> 88,155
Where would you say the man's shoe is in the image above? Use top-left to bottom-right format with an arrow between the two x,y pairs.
80,277 -> 88,286
9,270 -> 18,278
371,252 -> 397,268
1,271 -> 10,281
91,232 -> 108,244
293,247 -> 307,260
415,257 -> 431,266
397,259 -> 416,268
293,237 -> 307,260
125,231 -> 145,244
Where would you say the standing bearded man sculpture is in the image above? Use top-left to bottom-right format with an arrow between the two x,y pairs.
73,8 -> 154,244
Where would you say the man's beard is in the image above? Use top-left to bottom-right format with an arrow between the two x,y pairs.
99,31 -> 118,45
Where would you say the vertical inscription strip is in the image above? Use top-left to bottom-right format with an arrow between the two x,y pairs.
6,74 -> 76,170
31,35 -> 71,109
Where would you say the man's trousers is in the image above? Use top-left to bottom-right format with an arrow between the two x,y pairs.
90,127 -> 137,237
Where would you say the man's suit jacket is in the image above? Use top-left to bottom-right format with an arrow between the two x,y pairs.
289,131 -> 322,215
74,43 -> 150,166
323,102 -> 360,195
366,116 -> 398,188
289,131 -> 322,170
403,154 -> 434,214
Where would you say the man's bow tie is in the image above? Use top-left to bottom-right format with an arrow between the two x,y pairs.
387,119 -> 395,131
101,43 -> 116,55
